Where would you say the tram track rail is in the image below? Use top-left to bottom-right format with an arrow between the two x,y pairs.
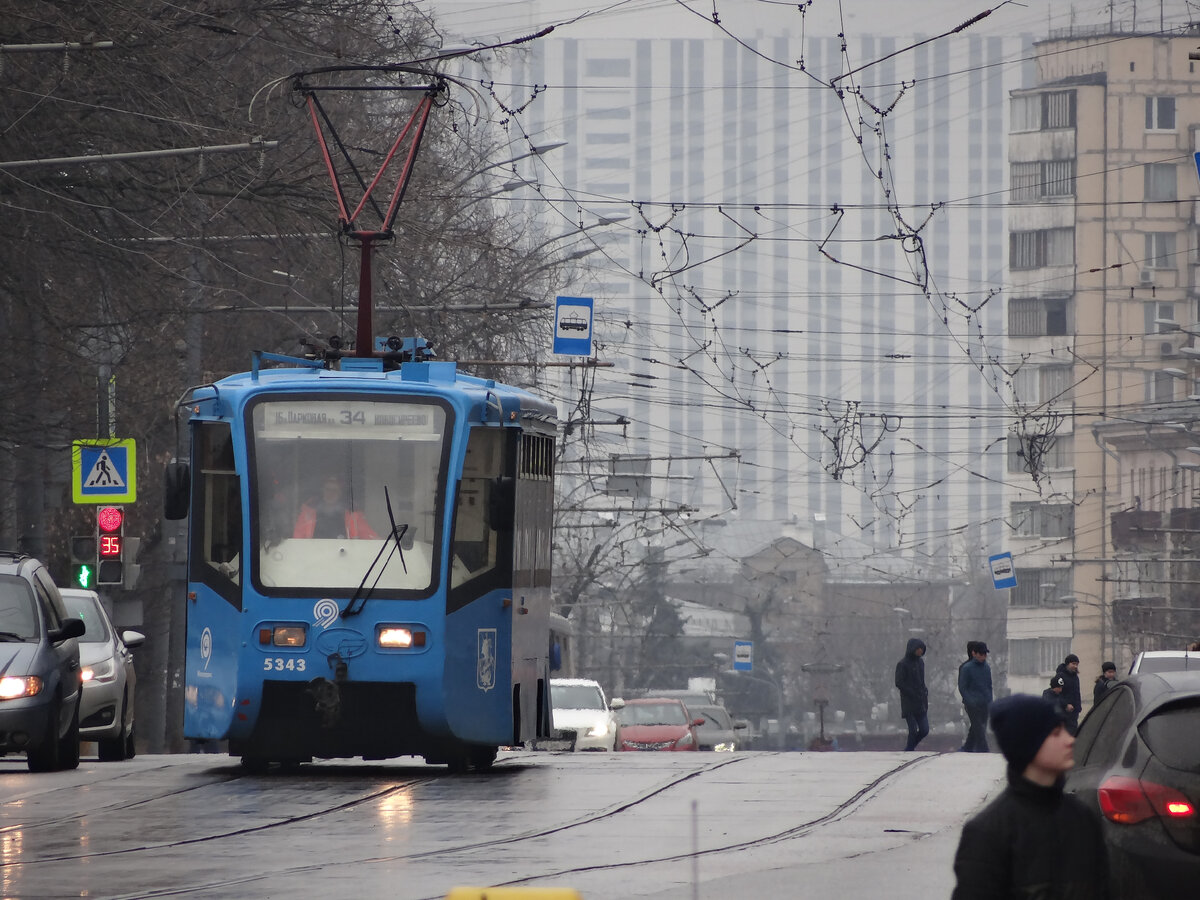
0,752 -> 941,899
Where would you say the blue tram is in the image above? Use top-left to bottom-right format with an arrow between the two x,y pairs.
165,348 -> 557,770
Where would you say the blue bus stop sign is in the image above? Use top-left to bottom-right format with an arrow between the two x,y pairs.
989,552 -> 1018,590
733,640 -> 753,672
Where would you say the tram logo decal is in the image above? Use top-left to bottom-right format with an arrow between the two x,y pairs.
476,628 -> 497,692
313,599 -> 339,628
200,627 -> 213,671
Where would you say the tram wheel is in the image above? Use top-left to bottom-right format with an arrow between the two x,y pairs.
240,756 -> 270,775
469,747 -> 497,770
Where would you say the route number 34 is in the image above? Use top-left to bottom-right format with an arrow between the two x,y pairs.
263,657 -> 307,672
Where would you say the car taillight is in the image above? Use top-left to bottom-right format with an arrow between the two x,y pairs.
1098,775 -> 1196,824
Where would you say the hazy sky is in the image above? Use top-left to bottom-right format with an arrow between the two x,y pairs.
419,0 -> 1200,47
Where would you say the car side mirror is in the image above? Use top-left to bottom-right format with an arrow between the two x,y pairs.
121,630 -> 146,649
692,718 -> 705,727
52,617 -> 86,642
733,719 -> 749,730
610,698 -> 625,709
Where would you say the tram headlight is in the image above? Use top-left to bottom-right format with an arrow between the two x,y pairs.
378,626 -> 427,649
259,625 -> 306,647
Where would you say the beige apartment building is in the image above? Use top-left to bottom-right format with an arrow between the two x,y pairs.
1006,27 -> 1200,698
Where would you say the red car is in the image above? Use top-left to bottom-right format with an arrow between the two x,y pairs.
611,697 -> 703,751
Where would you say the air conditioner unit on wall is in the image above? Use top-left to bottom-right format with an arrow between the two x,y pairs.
1162,341 -> 1179,357
1141,269 -> 1155,285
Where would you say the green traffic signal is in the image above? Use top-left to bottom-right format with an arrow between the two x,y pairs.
71,563 -> 95,589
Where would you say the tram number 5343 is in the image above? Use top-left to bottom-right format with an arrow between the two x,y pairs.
264,658 -> 307,672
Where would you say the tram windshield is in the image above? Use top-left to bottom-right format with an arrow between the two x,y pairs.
249,396 -> 449,595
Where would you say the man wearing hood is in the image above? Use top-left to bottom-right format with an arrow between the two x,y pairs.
894,637 -> 929,751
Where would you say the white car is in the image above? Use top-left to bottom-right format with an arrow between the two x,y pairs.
1128,650 -> 1199,674
60,589 -> 144,761
549,678 -> 617,751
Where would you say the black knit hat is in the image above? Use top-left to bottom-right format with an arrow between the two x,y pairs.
990,694 -> 1065,773
1049,675 -> 1065,690
1102,661 -> 1116,673
1065,654 -> 1080,665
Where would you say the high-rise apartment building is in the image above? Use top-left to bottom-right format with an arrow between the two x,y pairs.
492,23 -> 1021,576
1006,26 -> 1200,696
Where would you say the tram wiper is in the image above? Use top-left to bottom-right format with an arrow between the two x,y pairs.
341,486 -> 409,618
0,631 -> 25,642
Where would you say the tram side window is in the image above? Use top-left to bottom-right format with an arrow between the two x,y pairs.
192,422 -> 243,603
451,429 -> 508,590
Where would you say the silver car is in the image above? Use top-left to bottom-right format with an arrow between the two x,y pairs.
60,589 -> 144,761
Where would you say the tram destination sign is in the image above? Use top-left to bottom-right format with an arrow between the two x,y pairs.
255,400 -> 444,441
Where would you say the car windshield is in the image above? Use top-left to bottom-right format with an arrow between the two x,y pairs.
60,593 -> 111,643
619,702 -> 688,726
0,576 -> 37,640
1139,698 -> 1200,773
552,684 -> 605,710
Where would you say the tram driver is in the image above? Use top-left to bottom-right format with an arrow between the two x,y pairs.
293,474 -> 378,540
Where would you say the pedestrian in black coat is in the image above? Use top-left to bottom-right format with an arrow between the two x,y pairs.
894,637 -> 928,751
952,694 -> 1109,899
1042,675 -> 1069,718
1093,661 -> 1117,706
1056,654 -> 1082,733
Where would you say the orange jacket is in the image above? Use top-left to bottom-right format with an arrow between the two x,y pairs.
293,504 -> 378,539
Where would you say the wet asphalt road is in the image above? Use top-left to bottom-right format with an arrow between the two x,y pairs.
0,749 -> 1005,899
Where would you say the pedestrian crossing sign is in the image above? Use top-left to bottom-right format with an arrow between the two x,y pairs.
72,439 -> 137,504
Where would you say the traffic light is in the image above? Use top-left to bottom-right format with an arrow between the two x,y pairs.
96,505 -> 124,585
69,534 -> 98,589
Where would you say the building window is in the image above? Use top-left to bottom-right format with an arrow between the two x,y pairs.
1009,296 -> 1070,337
1011,91 -> 1076,132
1011,160 -> 1075,201
1010,638 -> 1072,675
1152,369 -> 1178,402
1013,365 -> 1072,407
1007,433 -> 1069,474
1011,567 -> 1070,606
1144,163 -> 1177,202
585,59 -> 631,78
1145,232 -> 1176,269
1145,96 -> 1176,130
1011,502 -> 1074,538
1144,300 -> 1176,334
1044,91 -> 1076,129
1010,228 -> 1074,270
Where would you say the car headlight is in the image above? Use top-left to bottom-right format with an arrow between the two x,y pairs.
675,730 -> 695,748
0,676 -> 43,700
82,659 -> 117,683
586,721 -> 611,738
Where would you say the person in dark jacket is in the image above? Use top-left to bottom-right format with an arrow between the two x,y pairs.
1092,661 -> 1117,706
1042,675 -> 1069,718
951,694 -> 1109,898
894,637 -> 929,751
1055,653 -> 1082,733
958,641 -> 992,752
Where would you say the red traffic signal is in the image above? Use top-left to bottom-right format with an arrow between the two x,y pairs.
96,506 -> 125,585
97,506 -> 124,534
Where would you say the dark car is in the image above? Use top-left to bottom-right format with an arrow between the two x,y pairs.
611,697 -> 703,751
0,552 -> 86,771
1064,670 -> 1200,897
692,704 -> 748,752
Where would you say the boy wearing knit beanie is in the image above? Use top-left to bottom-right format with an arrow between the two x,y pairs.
951,694 -> 1109,898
